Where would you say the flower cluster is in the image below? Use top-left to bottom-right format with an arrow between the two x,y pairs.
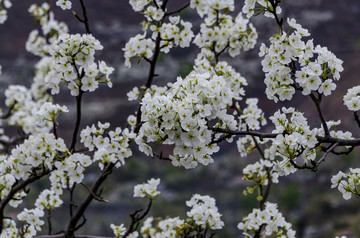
265,107 -> 318,176
0,219 -> 18,238
124,0 -> 194,67
123,34 -> 155,68
242,159 -> 279,196
239,98 -> 267,131
17,208 -> 44,237
111,180 -> 223,237
140,216 -> 185,238
331,169 -> 360,200
190,0 -> 234,18
242,0 -> 282,18
50,152 -> 92,191
133,178 -> 161,199
138,62 -> 247,168
35,189 -> 63,210
260,18 -> 343,102
56,0 -> 72,10
27,3 -> 69,56
80,122 -> 135,170
238,202 -> 296,237
110,223 -> 127,238
186,194 -> 224,230
192,0 -> 257,60
4,85 -> 55,134
45,33 -> 113,95
0,0 -> 12,24
343,85 -> 360,111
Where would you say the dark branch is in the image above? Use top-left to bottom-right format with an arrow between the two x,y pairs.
65,163 -> 115,237
164,3 -> 190,17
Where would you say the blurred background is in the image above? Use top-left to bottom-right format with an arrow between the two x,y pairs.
1,0 -> 360,237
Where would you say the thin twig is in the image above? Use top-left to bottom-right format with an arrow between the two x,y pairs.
164,3 -> 190,17
79,0 -> 91,34
65,163 -> 115,237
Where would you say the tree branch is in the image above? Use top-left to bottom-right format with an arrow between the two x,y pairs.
0,169 -> 51,232
65,163 -> 115,237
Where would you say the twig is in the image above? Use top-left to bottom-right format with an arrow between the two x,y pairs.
164,3 -> 190,17
122,199 -> 153,238
0,169 -> 51,232
354,111 -> 360,128
79,0 -> 91,34
65,163 -> 115,237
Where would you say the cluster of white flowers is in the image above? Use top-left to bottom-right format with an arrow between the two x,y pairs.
190,0 -> 234,17
27,3 -> 69,56
133,178 -> 161,199
265,107 -> 318,176
56,0 -> 72,10
50,152 -> 92,191
343,85 -> 360,111
137,61 -> 248,168
0,219 -> 18,238
140,217 -> 184,238
0,0 -> 12,24
80,122 -> 135,170
112,180 -> 223,237
331,168 -> 360,200
5,133 -> 67,180
238,202 -> 296,238
192,0 -> 257,60
186,194 -> 224,230
35,189 -> 63,210
239,98 -> 267,131
242,159 -> 279,196
123,34 -> 156,68
0,133 -> 68,236
17,208 -> 44,237
37,102 -> 68,123
4,85 -> 56,134
242,0 -> 282,18
124,0 -> 194,67
45,33 -> 113,95
260,18 -> 343,102
110,223 -> 127,238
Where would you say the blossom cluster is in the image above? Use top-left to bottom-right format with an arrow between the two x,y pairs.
137,61 -> 247,168
133,178 -> 161,199
124,0 -> 194,67
242,0 -> 282,18
343,85 -> 360,111
0,133 -> 67,237
0,0 -> 12,24
56,0 -> 72,10
238,98 -> 267,131
260,18 -> 343,102
80,122 -> 135,170
17,208 -> 45,237
191,0 -> 258,61
4,85 -> 53,134
4,133 -> 66,182
242,159 -> 279,196
45,33 -> 113,95
27,3 -> 69,56
236,99 -> 267,159
265,107 -> 318,176
186,194 -> 224,230
238,202 -> 296,237
331,168 -> 360,200
140,217 -> 184,238
0,219 -> 18,238
111,189 -> 223,237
